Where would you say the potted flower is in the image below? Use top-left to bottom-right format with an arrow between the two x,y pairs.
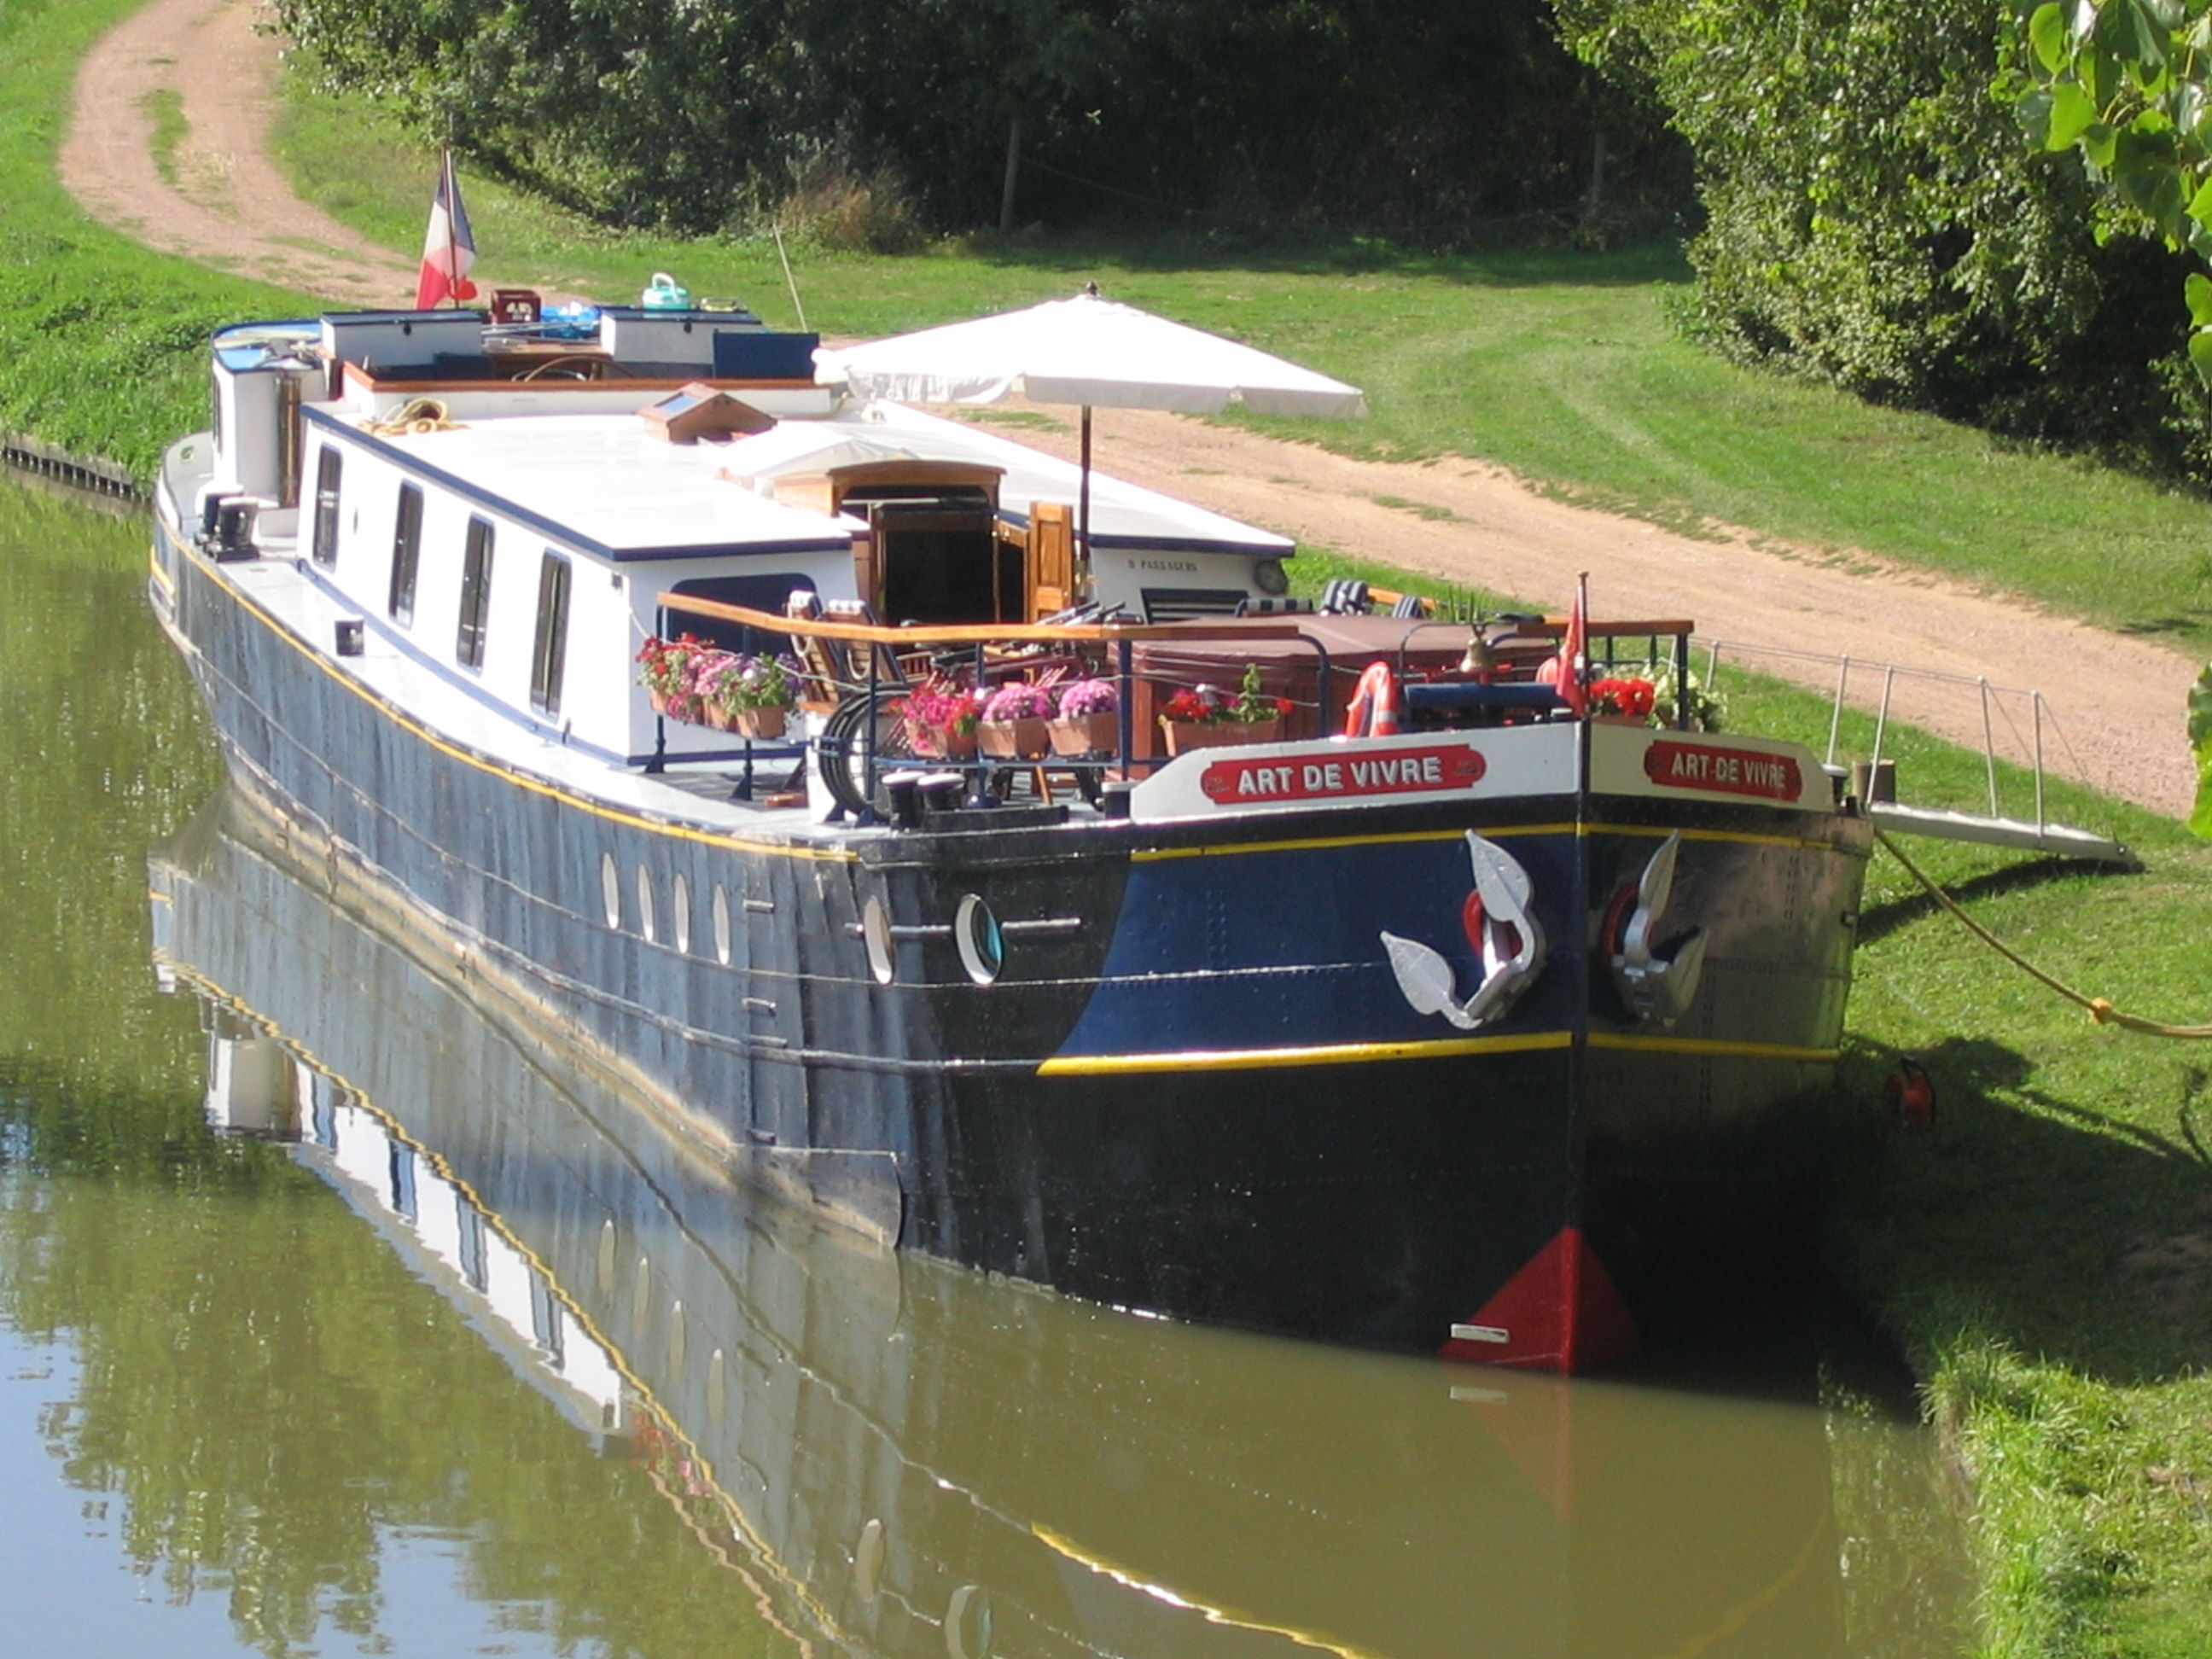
1051,678 -> 1121,757
896,676 -> 981,760
637,633 -> 707,722
1589,675 -> 1657,725
1158,662 -> 1292,754
711,654 -> 796,738
978,680 -> 1057,760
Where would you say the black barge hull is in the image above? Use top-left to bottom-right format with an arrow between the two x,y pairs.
154,526 -> 1871,1371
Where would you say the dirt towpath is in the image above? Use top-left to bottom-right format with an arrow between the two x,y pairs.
59,0 -> 2204,818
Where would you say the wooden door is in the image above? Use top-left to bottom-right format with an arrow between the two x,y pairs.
1028,501 -> 1074,619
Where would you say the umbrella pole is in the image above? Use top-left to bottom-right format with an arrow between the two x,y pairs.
1077,404 -> 1093,600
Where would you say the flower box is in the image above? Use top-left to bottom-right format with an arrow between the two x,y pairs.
979,716 -> 1051,760
735,706 -> 788,739
910,726 -> 977,762
1160,716 -> 1281,755
1050,710 -> 1120,756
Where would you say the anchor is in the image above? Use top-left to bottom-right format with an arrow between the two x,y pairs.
1382,833 -> 1547,1031
1604,830 -> 1708,1027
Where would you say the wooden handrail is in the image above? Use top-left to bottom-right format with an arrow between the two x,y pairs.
655,592 -> 1308,646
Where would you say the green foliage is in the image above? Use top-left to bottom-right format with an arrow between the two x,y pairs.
2189,662 -> 2212,837
1562,0 -> 2212,481
268,0 -> 1685,242
2006,0 -> 2212,400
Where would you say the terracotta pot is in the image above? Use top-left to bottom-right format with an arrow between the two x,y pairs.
649,689 -> 669,715
1160,717 -> 1281,756
1049,710 -> 1120,756
979,717 -> 1051,760
910,725 -> 978,762
704,701 -> 739,731
735,706 -> 788,739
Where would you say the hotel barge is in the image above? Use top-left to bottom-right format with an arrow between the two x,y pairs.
150,301 -> 1872,1371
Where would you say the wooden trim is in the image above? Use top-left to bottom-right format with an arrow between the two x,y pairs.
659,591 -> 1307,647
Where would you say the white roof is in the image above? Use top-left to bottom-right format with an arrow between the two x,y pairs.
330,398 -> 1290,560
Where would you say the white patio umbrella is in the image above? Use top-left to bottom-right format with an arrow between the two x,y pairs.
818,288 -> 1366,585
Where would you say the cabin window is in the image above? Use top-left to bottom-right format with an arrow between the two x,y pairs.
311,446 -> 343,566
387,483 -> 424,624
531,551 -> 573,718
664,572 -> 818,656
457,516 -> 495,670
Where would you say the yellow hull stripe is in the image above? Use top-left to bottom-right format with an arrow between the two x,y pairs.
1042,1029 -> 1837,1076
1038,1030 -> 1572,1076
1588,1032 -> 1839,1064
172,529 -> 853,863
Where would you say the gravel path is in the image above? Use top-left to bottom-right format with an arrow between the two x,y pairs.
60,0 -> 2204,818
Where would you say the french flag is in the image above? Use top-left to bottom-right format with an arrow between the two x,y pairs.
413,148 -> 479,311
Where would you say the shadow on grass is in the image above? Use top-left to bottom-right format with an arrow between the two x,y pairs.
1831,1035 -> 2212,1388
1855,854 -> 2128,949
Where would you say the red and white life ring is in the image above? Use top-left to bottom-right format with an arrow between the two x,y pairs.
1342,661 -> 1403,738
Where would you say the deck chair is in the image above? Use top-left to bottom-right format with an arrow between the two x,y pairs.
822,598 -> 913,695
1319,578 -> 1371,615
785,591 -> 851,713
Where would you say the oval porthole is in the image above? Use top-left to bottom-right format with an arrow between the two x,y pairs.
600,852 -> 621,928
671,872 -> 692,954
636,864 -> 656,943
946,1584 -> 992,1659
853,1517 -> 886,1604
712,883 -> 733,965
862,895 -> 896,986
954,894 -> 1004,986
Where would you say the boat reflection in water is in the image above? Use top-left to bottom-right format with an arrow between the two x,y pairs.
149,787 -> 1961,1659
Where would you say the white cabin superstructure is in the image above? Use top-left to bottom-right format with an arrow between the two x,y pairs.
177,305 -> 1294,776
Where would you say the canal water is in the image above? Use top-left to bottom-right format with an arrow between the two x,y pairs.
1,473 -> 1970,1657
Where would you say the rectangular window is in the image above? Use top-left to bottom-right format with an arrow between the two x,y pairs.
530,551 -> 571,718
311,445 -> 343,566
456,517 -> 494,670
387,483 -> 424,625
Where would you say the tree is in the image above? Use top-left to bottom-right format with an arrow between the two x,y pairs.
1560,0 -> 2212,478
2005,0 -> 2212,380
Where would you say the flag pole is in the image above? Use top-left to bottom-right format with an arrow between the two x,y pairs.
441,148 -> 459,309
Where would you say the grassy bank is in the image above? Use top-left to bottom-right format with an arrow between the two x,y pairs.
10,2 -> 2212,1650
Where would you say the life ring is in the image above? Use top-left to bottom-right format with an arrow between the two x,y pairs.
1342,661 -> 1403,738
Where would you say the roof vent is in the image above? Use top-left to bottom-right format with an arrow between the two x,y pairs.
639,382 -> 777,445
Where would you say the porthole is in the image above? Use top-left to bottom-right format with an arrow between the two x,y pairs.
712,883 -> 733,965
600,853 -> 621,928
954,894 -> 1004,987
671,872 -> 692,954
862,895 -> 896,986
946,1584 -> 992,1659
636,864 -> 656,943
853,1517 -> 886,1604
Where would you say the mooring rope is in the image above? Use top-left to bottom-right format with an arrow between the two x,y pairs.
1876,828 -> 2212,1038
358,396 -> 458,436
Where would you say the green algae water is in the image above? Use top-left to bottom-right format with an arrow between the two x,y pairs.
0,472 -> 1971,1658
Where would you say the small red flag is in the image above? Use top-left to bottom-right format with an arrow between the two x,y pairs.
1557,572 -> 1589,719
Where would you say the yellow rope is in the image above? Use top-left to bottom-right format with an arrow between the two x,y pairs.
1875,829 -> 2212,1039
358,396 -> 458,436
